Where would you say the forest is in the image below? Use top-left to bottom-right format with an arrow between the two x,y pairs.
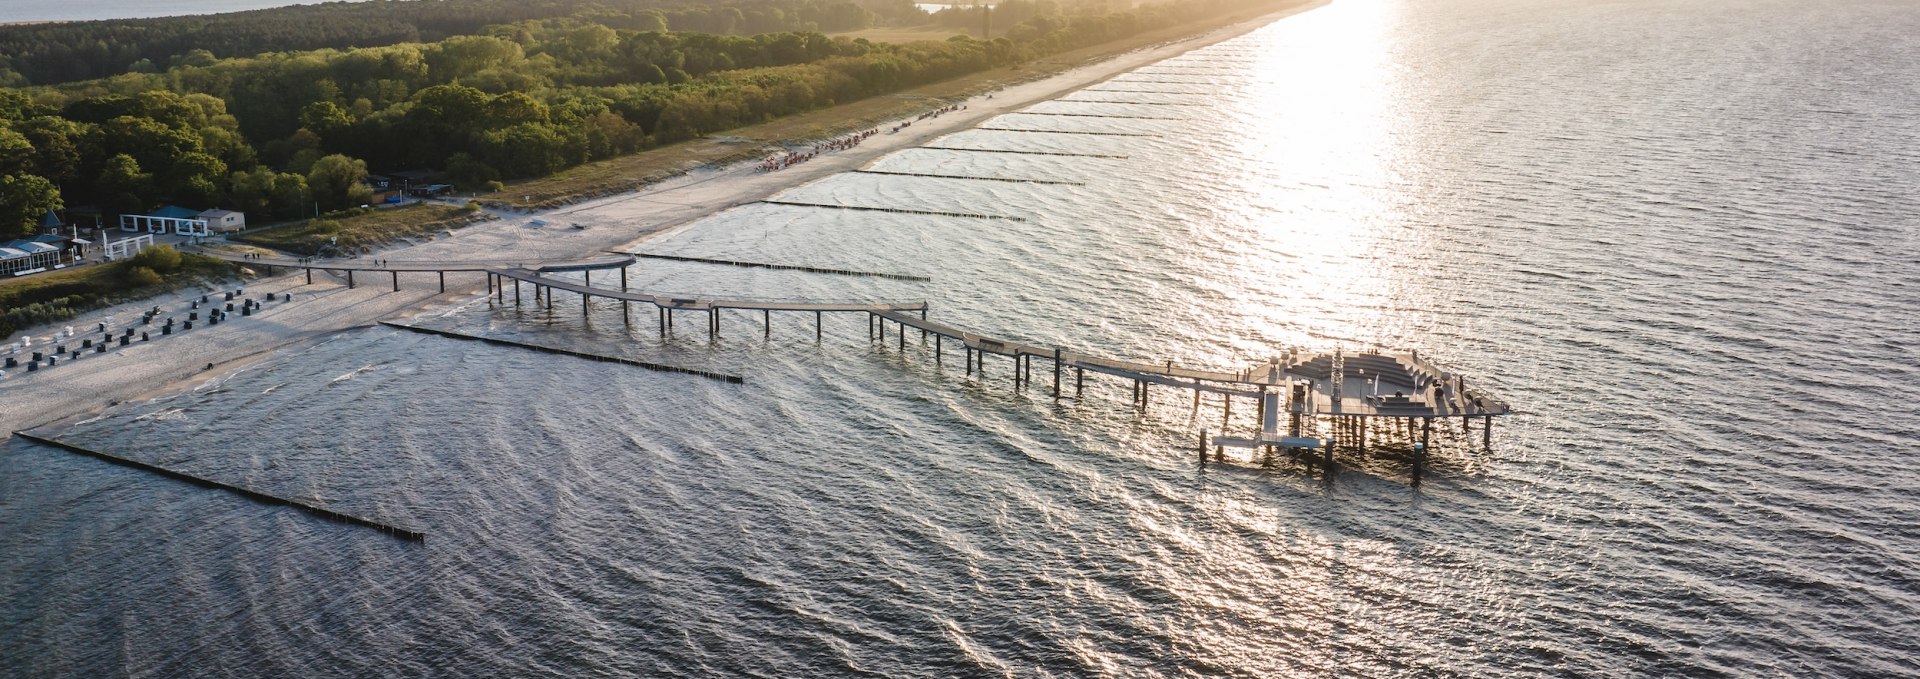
0,0 -> 1279,238
0,0 -> 924,86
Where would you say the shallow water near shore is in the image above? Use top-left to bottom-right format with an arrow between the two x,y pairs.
5,0 -> 1920,675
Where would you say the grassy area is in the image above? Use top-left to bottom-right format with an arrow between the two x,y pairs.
230,202 -> 492,256
481,0 -> 1311,211
0,247 -> 234,341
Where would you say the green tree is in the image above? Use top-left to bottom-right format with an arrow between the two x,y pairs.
0,127 -> 33,177
306,154 -> 371,211
95,154 -> 153,217
298,100 -> 353,138
0,173 -> 62,238
269,171 -> 310,219
15,117 -> 87,184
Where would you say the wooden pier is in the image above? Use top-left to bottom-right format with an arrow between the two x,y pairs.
206,246 -> 1511,485
477,267 -> 1510,484
862,310 -> 1511,485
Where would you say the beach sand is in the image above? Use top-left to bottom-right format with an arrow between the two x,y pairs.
0,2 -> 1321,435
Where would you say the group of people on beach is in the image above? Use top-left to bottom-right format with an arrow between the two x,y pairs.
757,128 -> 879,172
888,103 -> 969,134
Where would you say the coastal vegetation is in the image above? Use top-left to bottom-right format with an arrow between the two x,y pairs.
231,202 -> 491,256
0,246 -> 231,340
0,0 -> 1282,237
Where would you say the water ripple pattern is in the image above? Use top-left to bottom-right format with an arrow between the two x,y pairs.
4,0 -> 1918,675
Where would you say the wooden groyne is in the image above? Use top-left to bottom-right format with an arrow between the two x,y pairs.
922,146 -> 1130,159
1009,112 -> 1187,121
759,200 -> 1027,222
976,127 -> 1161,138
632,253 -> 932,281
1107,80 -> 1215,86
379,322 -> 743,383
13,431 -> 425,541
852,169 -> 1085,186
1061,99 -> 1200,107
1084,88 -> 1203,94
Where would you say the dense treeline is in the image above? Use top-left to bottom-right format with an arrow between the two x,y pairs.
0,0 -> 924,86
0,0 -> 1277,237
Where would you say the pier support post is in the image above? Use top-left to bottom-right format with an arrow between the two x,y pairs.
898,320 -> 905,351
1199,429 -> 1208,464
347,270 -> 354,289
1415,417 -> 1431,486
305,268 -> 311,285
621,267 -> 628,292
439,271 -> 445,293
392,270 -> 399,292
1223,394 -> 1232,430
515,279 -> 521,305
816,311 -> 823,341
1141,382 -> 1150,410
1358,416 -> 1366,453
936,335 -> 942,363
710,310 -> 718,340
1324,439 -> 1335,481
1052,348 -> 1062,398
624,300 -> 631,327
764,310 -> 771,338
1484,415 -> 1493,449
966,347 -> 973,375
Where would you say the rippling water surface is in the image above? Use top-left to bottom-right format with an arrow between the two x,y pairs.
6,0 -> 1919,675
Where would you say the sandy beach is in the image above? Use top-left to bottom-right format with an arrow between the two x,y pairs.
0,2 -> 1320,436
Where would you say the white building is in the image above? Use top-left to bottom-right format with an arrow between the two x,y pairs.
199,209 -> 246,232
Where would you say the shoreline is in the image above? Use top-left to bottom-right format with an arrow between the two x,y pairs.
0,0 -> 1324,436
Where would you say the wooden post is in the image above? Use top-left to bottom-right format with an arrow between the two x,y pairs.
1223,394 -> 1231,430
1358,415 -> 1366,453
966,347 -> 973,375
438,271 -> 445,293
1323,439 -> 1334,480
392,270 -> 399,292
620,267 -> 628,292
1075,367 -> 1084,397
305,268 -> 311,284
1052,348 -> 1062,398
582,290 -> 589,318
710,309 -> 718,340
1199,429 -> 1208,464
1415,417 -> 1431,486
1141,382 -> 1149,409
1256,387 -> 1266,427
816,311 -> 822,341
623,300 -> 630,326
584,270 -> 590,287
347,270 -> 354,288
935,335 -> 942,363
515,279 -> 521,305
898,320 -> 905,351
1483,415 -> 1493,448
764,309 -> 771,338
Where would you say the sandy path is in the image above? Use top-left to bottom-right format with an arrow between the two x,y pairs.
0,3 -> 1320,435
